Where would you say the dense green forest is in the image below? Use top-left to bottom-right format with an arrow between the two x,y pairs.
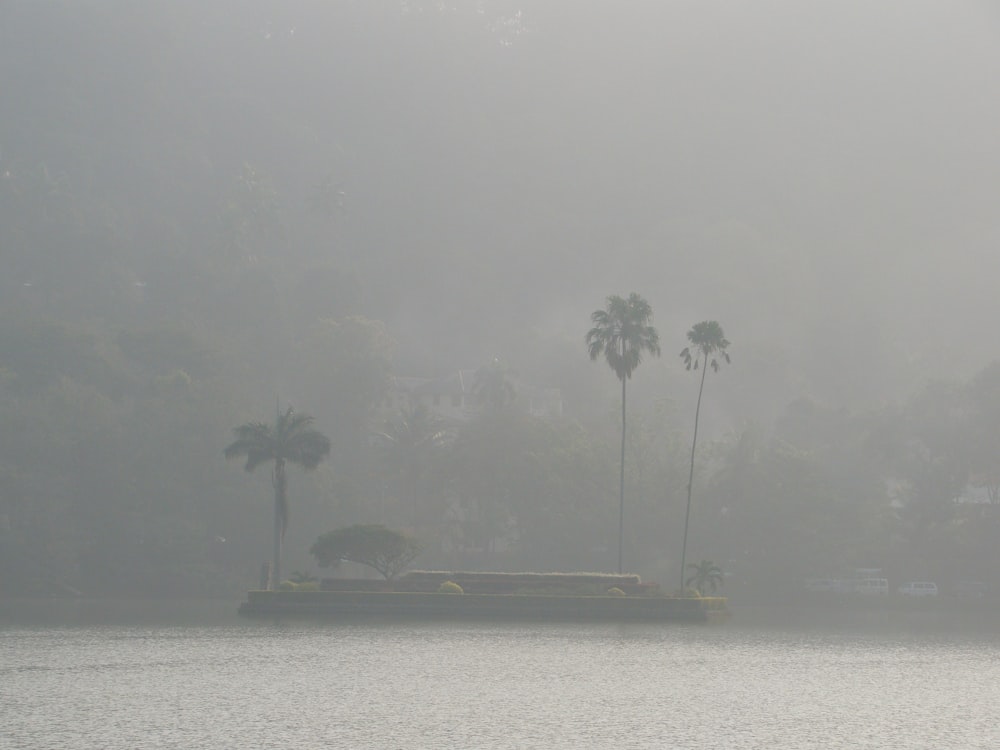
2,2 -> 999,598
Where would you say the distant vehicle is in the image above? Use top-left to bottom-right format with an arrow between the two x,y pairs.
898,581 -> 938,597
855,578 -> 889,595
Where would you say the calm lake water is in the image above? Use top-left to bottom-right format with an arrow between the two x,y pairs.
3,600 -> 1000,749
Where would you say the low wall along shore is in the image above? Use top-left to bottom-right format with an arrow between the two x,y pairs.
239,571 -> 728,623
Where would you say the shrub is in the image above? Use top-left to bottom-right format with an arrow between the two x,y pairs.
296,581 -> 320,592
606,587 -> 626,597
438,581 -> 464,594
278,580 -> 297,591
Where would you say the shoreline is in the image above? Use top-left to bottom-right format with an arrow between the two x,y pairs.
238,589 -> 727,623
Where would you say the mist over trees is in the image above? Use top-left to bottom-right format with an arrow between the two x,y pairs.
2,2 -> 999,598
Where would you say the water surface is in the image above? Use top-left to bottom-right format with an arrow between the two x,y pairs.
3,601 -> 999,749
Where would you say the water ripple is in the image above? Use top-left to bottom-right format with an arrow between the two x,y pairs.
3,622 -> 1000,748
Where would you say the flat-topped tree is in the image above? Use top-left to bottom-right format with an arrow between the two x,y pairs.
311,524 -> 423,580
225,406 -> 330,589
586,293 -> 661,574
679,321 -> 730,591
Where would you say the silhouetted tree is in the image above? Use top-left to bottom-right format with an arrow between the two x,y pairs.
685,559 -> 724,595
679,321 -> 730,588
586,293 -> 661,573
311,524 -> 422,580
225,406 -> 330,589
473,356 -> 516,411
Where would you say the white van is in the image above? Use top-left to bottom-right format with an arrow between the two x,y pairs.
898,581 -> 938,597
855,578 -> 889,595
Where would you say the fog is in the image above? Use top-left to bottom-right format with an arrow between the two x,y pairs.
1,1 -> 998,599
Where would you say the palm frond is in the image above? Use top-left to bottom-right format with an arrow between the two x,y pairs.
681,321 -> 730,374
284,430 -> 332,469
586,293 -> 660,380
224,421 -> 277,472
235,407 -> 330,470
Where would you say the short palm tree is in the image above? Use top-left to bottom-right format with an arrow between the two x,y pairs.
225,406 -> 330,589
685,559 -> 724,595
587,293 -> 661,573
679,321 -> 730,589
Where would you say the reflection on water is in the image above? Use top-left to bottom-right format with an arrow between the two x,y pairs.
0,597 -> 243,628
3,601 -> 1000,749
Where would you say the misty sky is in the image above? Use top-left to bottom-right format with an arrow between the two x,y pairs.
525,0 -> 1000,419
336,1 -> 1000,413
2,0 -> 998,427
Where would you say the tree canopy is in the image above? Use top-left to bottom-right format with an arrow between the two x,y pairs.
586,293 -> 661,574
310,524 -> 423,580
679,320 -> 731,588
225,407 -> 330,588
586,294 -> 661,382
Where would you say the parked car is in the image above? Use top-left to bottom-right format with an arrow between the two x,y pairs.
898,581 -> 938,597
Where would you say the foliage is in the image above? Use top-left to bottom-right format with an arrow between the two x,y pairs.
685,560 -> 724,595
225,408 -> 331,479
679,321 -> 731,588
472,357 -> 517,411
586,294 -> 661,382
586,292 -> 661,574
225,407 -> 331,588
300,316 -> 395,450
311,524 -> 423,580
680,322 -> 731,375
376,402 -> 451,528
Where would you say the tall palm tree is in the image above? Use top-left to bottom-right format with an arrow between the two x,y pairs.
679,321 -> 730,590
587,293 -> 661,573
225,406 -> 330,589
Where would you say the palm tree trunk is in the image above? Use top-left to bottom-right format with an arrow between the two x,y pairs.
680,355 -> 709,590
619,374 -> 626,574
272,460 -> 286,589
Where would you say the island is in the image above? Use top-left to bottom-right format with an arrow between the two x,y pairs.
238,571 -> 728,623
